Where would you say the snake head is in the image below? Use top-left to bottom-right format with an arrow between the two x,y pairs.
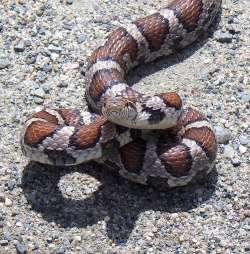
102,96 -> 138,125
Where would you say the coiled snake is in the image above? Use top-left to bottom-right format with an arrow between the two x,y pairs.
21,0 -> 221,189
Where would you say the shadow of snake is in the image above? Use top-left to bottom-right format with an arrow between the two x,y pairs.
21,162 -> 218,244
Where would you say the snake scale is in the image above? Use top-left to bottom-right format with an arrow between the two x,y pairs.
21,0 -> 221,189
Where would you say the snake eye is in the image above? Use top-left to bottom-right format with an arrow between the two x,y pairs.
125,101 -> 136,109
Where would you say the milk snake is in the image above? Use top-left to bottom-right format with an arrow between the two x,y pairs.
21,0 -> 221,189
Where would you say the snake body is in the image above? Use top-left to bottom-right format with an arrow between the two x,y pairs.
21,0 -> 221,189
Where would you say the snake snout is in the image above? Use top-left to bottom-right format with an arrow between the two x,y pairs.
102,97 -> 138,123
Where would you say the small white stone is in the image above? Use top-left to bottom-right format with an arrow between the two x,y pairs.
16,221 -> 23,227
214,126 -> 231,144
48,243 -> 56,250
32,88 -> 45,98
50,53 -> 59,61
73,235 -> 82,242
5,198 -> 13,207
223,145 -> 235,159
238,145 -> 247,154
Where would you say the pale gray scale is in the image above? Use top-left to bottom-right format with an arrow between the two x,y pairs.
80,111 -> 96,125
161,9 -> 185,35
145,96 -> 167,111
39,126 -> 75,151
182,138 -> 211,172
122,53 -> 138,72
86,60 -> 125,84
67,143 -> 103,164
118,169 -> 148,185
115,130 -> 134,147
167,174 -> 194,188
44,108 -> 65,125
135,102 -> 151,121
145,46 -> 174,64
162,107 -> 182,126
137,96 -> 181,128
21,142 -> 54,165
141,108 -> 180,129
184,120 -> 213,132
134,97 -> 180,129
104,83 -> 128,99
123,23 -> 150,63
141,137 -> 170,178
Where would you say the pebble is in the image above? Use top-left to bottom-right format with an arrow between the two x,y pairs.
14,40 -> 26,52
231,158 -> 241,167
17,0 -> 26,4
48,44 -> 62,54
238,145 -> 247,154
137,239 -> 145,246
0,59 -> 10,69
55,245 -> 66,254
5,198 -> 13,207
0,240 -> 9,246
239,135 -> 249,146
0,240 -> 8,246
42,64 -> 52,73
66,0 -> 74,4
0,193 -> 5,202
34,97 -> 44,104
36,6 -> 45,17
25,53 -> 37,64
73,235 -> 82,242
7,180 -> 15,190
215,31 -> 233,43
58,81 -> 68,88
46,237 -> 53,243
0,22 -> 3,32
16,242 -> 27,254
77,33 -> 87,44
223,145 -> 235,159
228,24 -> 241,35
214,126 -> 231,144
16,221 -> 23,227
41,83 -> 51,92
50,53 -> 59,61
36,71 -> 47,82
4,233 -> 13,241
239,92 -> 250,103
32,88 -> 46,98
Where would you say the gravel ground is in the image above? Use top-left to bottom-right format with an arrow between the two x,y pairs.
0,0 -> 249,253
